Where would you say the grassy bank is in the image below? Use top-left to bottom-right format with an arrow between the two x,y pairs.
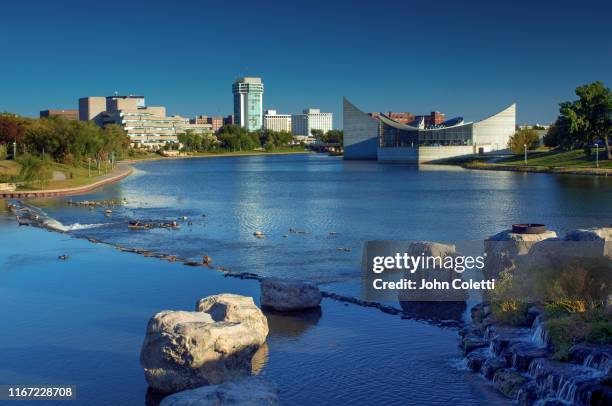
0,159 -> 128,191
434,149 -> 612,176
1,147 -> 311,192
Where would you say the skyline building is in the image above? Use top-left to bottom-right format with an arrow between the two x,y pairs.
79,94 -> 213,149
263,110 -> 292,132
40,109 -> 79,120
343,97 -> 515,162
291,108 -> 333,137
232,77 -> 264,131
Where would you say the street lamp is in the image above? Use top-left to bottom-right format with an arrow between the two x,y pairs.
524,144 -> 528,165
595,143 -> 599,168
12,141 -> 16,159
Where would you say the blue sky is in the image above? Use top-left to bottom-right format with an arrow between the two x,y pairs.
1,0 -> 610,127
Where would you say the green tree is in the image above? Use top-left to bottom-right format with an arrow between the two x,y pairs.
322,130 -> 343,144
18,154 -> 52,187
508,128 -> 540,154
548,81 -> 611,158
310,129 -> 324,139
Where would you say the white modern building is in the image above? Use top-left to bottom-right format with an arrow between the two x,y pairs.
343,97 -> 516,162
291,108 -> 333,137
232,77 -> 264,131
263,110 -> 292,132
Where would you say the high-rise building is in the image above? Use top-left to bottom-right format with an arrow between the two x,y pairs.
40,109 -> 79,120
79,96 -> 106,125
291,108 -> 333,137
232,77 -> 264,131
263,110 -> 292,132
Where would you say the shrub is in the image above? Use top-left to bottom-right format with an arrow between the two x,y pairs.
508,128 -> 540,154
586,322 -> 612,345
492,300 -> 530,326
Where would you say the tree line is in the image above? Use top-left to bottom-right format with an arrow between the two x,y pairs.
0,113 -> 131,185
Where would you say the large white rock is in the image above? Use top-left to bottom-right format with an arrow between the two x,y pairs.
260,278 -> 322,311
141,295 -> 269,394
565,227 -> 612,258
484,229 -> 558,280
159,376 -> 279,406
196,294 -> 269,344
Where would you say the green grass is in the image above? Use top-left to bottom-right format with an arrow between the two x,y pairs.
0,159 -> 125,191
499,149 -> 612,169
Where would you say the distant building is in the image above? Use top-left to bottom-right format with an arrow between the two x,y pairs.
78,94 -> 213,149
232,77 -> 264,131
223,115 -> 235,126
79,96 -> 106,125
191,115 -> 224,132
263,110 -> 292,132
40,109 -> 79,120
291,108 -> 333,137
370,111 -> 445,127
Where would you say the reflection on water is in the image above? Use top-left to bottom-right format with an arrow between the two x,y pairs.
26,154 -> 612,300
399,301 -> 467,322
264,308 -> 322,338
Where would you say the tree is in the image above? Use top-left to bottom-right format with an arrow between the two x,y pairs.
0,114 -> 26,153
574,81 -> 612,159
547,81 -> 611,159
508,128 -> 540,154
310,129 -> 324,139
322,130 -> 343,144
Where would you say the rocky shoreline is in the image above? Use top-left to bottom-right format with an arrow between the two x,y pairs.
460,303 -> 611,405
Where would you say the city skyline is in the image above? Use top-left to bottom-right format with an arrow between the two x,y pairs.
1,0 -> 611,126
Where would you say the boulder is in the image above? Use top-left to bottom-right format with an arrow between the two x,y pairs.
260,278 -> 322,311
493,369 -> 529,398
466,348 -> 488,372
159,376 -> 279,406
461,334 -> 488,355
564,227 -> 612,258
484,229 -> 558,280
196,294 -> 269,343
141,295 -> 269,394
481,358 -> 507,380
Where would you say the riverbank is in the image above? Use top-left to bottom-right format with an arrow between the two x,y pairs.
0,163 -> 133,198
432,149 -> 612,177
462,161 -> 611,176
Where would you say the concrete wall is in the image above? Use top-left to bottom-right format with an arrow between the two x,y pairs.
417,145 -> 476,162
473,104 -> 516,151
343,97 -> 379,160
377,145 -> 477,163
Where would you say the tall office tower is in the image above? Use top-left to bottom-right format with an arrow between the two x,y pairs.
232,77 -> 264,131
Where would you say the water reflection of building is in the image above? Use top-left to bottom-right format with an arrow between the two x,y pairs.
343,98 -> 516,162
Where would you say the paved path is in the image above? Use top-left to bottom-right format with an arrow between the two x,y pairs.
0,163 -> 133,199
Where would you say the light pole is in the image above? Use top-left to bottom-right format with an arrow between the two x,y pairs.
12,141 -> 16,159
524,144 -> 527,165
595,143 -> 599,168
88,158 -> 91,177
